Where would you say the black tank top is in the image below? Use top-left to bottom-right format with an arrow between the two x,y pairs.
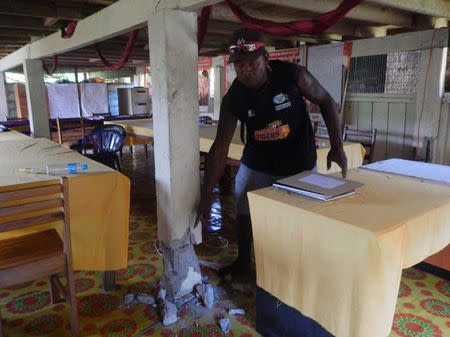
225,60 -> 317,176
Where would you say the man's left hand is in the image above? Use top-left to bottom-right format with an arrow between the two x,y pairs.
327,147 -> 348,178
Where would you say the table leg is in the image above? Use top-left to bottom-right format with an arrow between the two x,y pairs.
102,271 -> 116,292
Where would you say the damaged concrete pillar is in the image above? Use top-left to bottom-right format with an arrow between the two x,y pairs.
148,9 -> 202,300
23,59 -> 50,138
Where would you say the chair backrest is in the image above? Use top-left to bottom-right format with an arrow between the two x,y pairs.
84,128 -> 125,154
0,179 -> 71,250
101,124 -> 127,138
315,125 -> 329,139
199,116 -> 212,125
342,125 -> 377,163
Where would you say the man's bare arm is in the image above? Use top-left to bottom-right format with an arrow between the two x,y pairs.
297,66 -> 347,177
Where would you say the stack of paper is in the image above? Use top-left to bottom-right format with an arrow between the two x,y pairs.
273,171 -> 363,201
363,159 -> 450,185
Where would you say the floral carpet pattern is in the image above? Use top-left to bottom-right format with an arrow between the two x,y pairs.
0,147 -> 448,337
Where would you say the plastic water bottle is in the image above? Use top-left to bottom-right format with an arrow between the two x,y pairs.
46,163 -> 88,175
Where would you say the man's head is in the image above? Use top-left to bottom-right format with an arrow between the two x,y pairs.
229,28 -> 269,89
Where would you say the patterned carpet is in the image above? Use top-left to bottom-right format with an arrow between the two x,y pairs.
0,146 -> 448,337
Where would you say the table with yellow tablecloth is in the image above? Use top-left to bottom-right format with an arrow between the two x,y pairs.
247,168 -> 450,337
106,119 -> 365,174
0,132 -> 130,275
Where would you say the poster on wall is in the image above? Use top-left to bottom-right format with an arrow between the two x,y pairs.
198,57 -> 212,113
223,48 -> 301,95
268,49 -> 301,63
306,43 -> 345,124
307,44 -> 344,103
80,83 -> 109,117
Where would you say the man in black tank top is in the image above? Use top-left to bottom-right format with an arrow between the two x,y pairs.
196,28 -> 347,277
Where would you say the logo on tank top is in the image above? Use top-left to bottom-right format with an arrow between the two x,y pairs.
248,109 -> 255,118
254,120 -> 290,141
272,93 -> 291,111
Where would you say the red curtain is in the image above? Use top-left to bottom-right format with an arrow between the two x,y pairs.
95,30 -> 138,71
224,0 -> 365,36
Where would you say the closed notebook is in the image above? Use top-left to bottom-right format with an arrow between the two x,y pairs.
273,171 -> 363,201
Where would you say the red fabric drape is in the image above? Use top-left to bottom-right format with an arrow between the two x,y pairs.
224,0 -> 365,36
198,6 -> 212,50
95,30 -> 138,71
42,55 -> 58,76
61,21 -> 78,39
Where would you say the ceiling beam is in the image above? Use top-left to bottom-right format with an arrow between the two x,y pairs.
352,28 -> 448,57
255,0 -> 413,27
0,0 -> 226,71
43,17 -> 60,28
0,1 -> 105,20
164,0 -> 225,11
0,15 -> 54,31
0,29 -> 50,37
367,0 -> 450,19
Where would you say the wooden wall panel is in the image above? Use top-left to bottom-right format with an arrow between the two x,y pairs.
344,94 -> 416,161
357,101 -> 372,131
387,103 -> 406,158
403,102 -> 417,160
372,102 -> 388,161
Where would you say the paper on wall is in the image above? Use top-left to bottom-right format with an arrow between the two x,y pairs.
46,83 -> 80,118
80,83 -> 109,116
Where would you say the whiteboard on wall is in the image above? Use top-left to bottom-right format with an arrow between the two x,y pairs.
80,83 -> 109,116
46,83 -> 80,119
307,44 -> 344,103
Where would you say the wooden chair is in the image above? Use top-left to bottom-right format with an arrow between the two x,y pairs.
0,178 -> 79,337
343,125 -> 377,164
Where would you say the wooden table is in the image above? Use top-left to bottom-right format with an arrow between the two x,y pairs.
248,167 -> 450,337
105,119 -> 365,174
0,131 -> 130,290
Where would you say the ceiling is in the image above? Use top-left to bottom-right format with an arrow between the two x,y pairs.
0,0 -> 448,71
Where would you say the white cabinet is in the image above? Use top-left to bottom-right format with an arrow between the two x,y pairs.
117,87 -> 151,116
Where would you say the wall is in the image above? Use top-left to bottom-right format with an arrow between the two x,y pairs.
434,95 -> 450,165
343,93 -> 416,162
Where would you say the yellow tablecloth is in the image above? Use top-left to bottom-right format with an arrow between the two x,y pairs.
247,168 -> 450,337
0,132 -> 130,271
106,119 -> 365,174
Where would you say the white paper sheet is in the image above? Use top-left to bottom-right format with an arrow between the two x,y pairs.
363,159 -> 450,184
80,83 -> 109,116
298,173 -> 345,189
46,84 -> 80,118
307,44 -> 344,103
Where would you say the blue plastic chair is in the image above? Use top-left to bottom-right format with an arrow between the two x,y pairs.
76,126 -> 125,171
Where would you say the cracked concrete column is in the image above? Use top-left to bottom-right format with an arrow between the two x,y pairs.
0,72 -> 8,121
148,9 -> 202,300
23,59 -> 50,138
